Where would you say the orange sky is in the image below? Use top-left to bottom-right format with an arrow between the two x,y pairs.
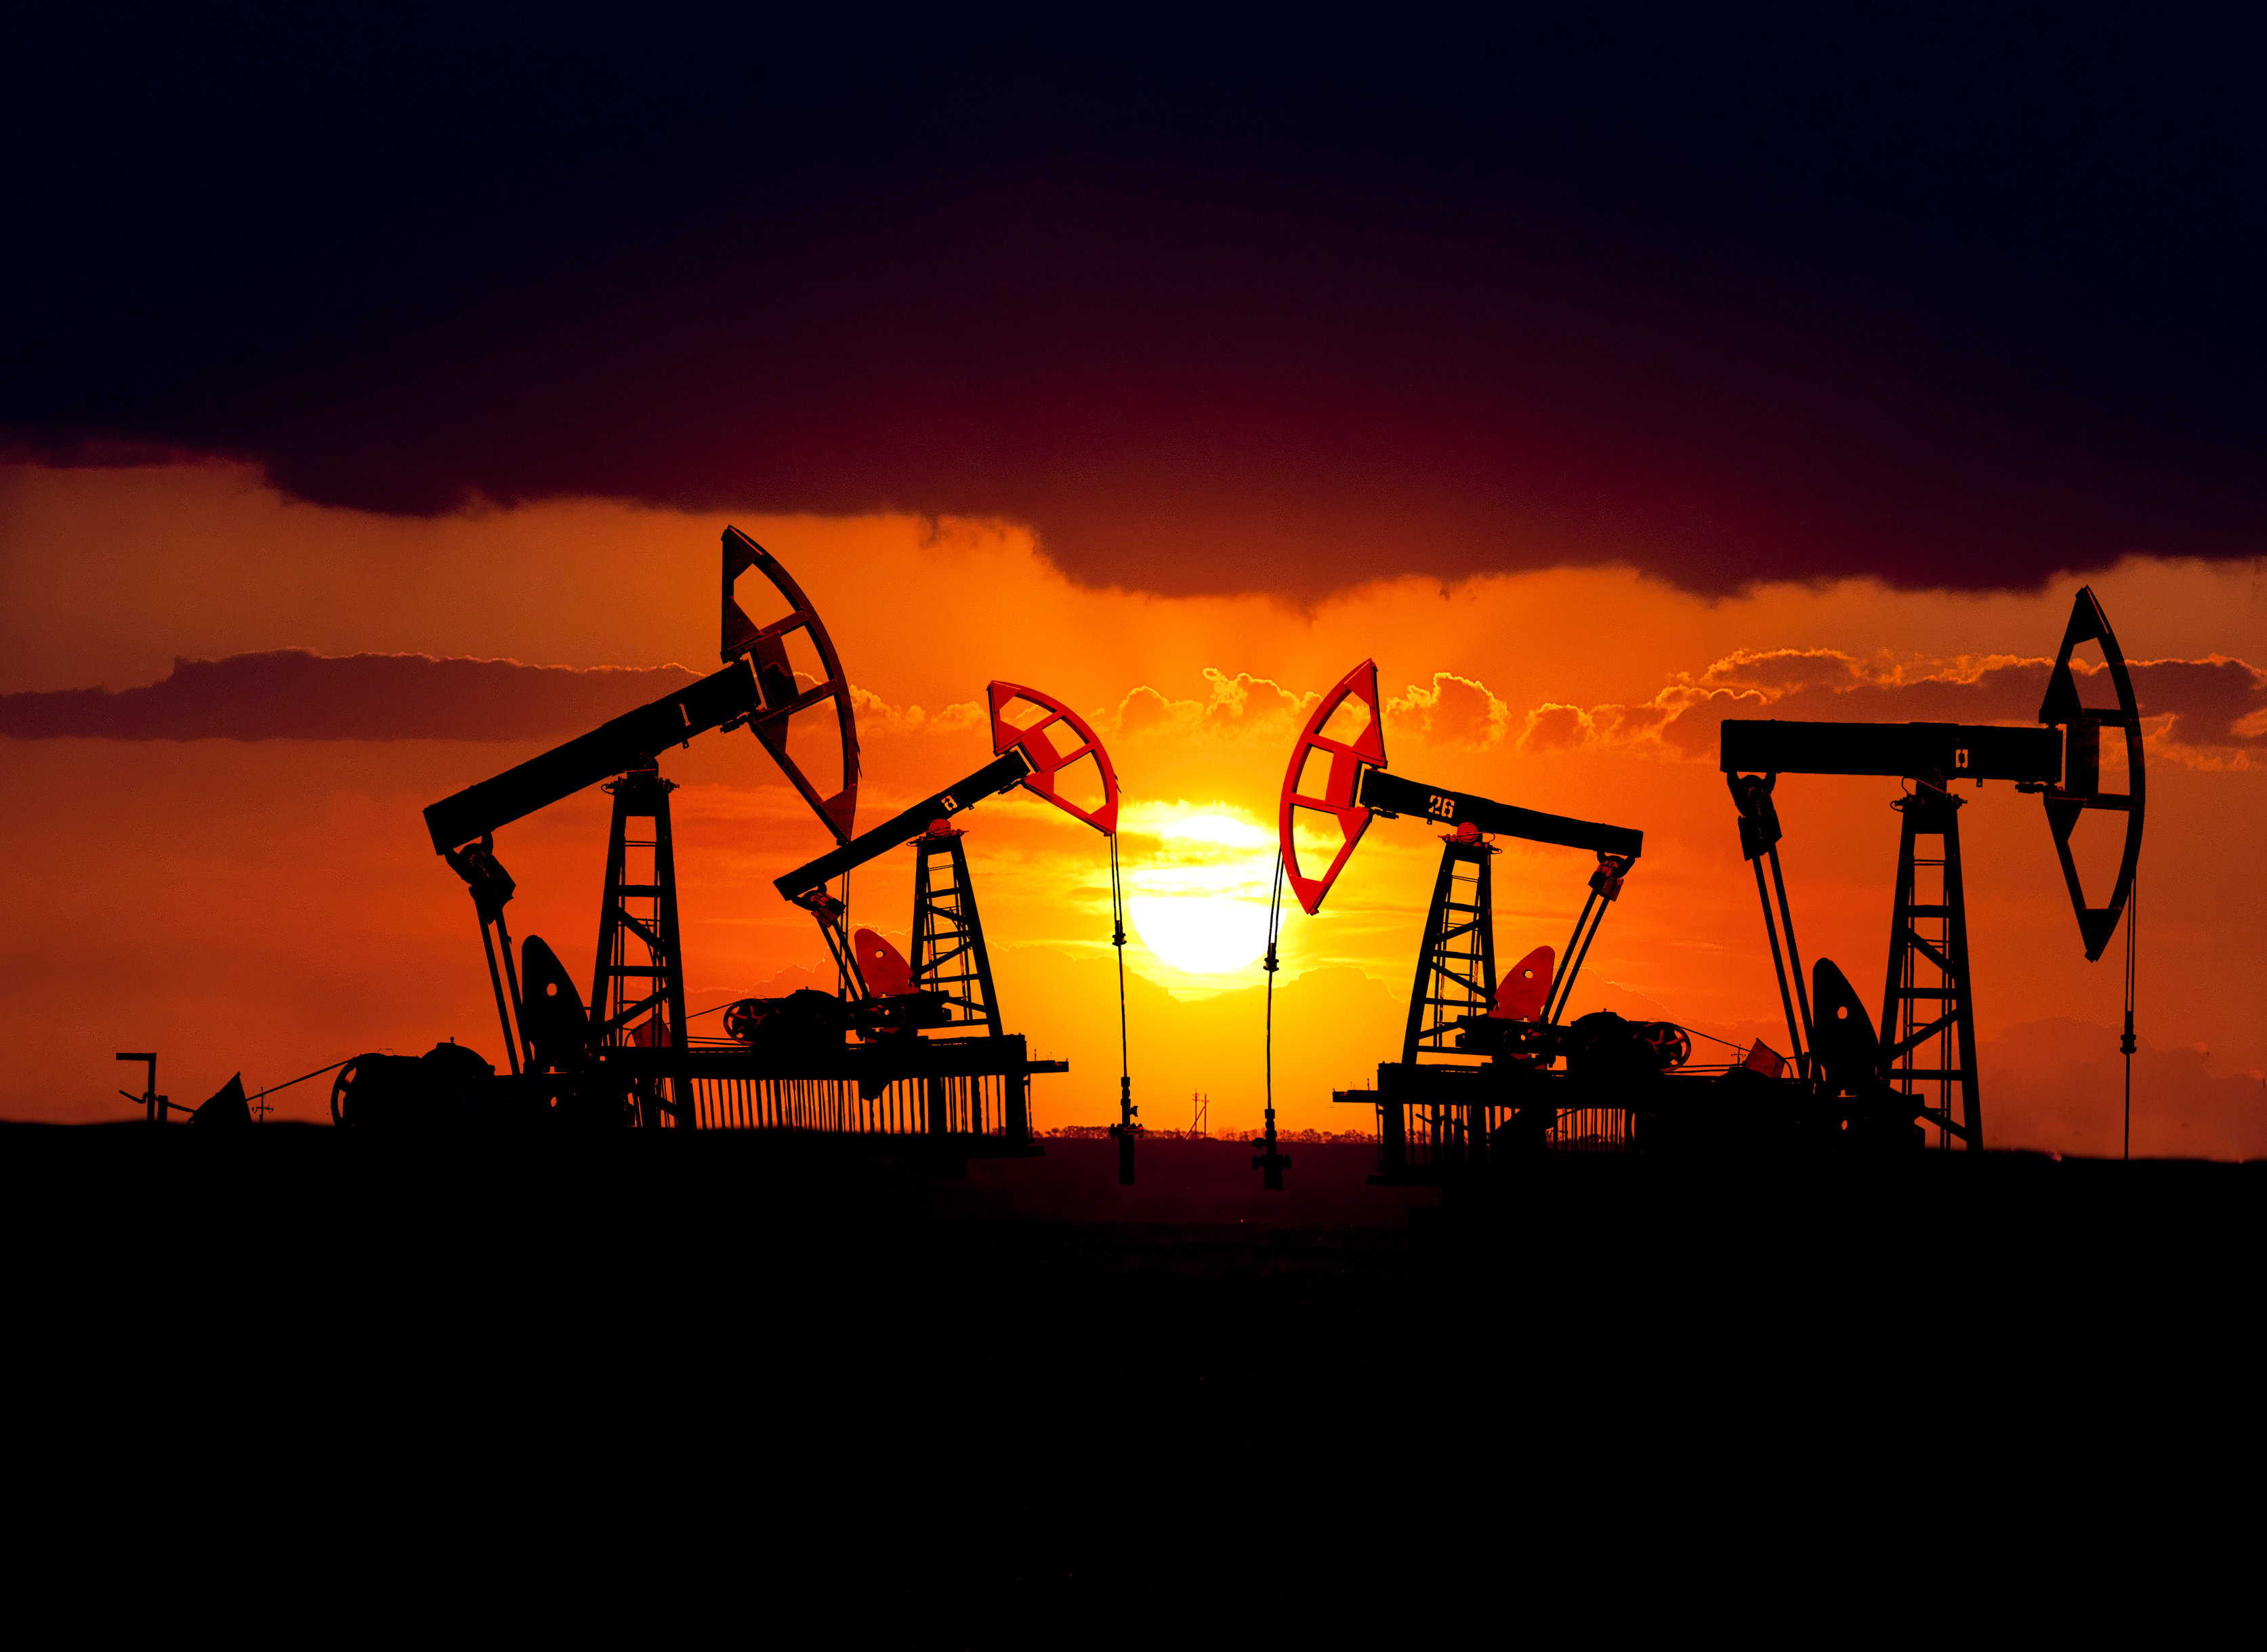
3,459 -> 2262,1155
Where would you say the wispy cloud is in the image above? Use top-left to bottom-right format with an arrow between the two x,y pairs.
1387,671 -> 1514,749
1108,669 -> 1317,747
1520,651 -> 2267,769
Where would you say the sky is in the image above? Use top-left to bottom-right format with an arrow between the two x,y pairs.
3,14 -> 2264,1151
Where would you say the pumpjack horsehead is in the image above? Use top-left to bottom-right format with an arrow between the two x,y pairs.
1270,661 -> 1659,1186
348,526 -> 866,1127
1720,587 -> 2146,1151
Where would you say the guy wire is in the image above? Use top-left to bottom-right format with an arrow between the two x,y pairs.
249,1056 -> 352,1102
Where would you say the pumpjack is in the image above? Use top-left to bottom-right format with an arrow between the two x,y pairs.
1277,660 -> 1668,1187
753,681 -> 1124,1171
333,525 -> 861,1128
1721,586 -> 2145,1151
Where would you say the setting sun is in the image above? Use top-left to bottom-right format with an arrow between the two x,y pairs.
1123,808 -> 1278,978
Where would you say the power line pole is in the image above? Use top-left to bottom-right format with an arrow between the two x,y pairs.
116,1052 -> 160,1124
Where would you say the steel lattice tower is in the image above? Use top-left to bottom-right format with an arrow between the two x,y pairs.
589,766 -> 690,1128
1402,835 -> 1498,1065
1879,782 -> 1981,1149
911,827 -> 1003,1037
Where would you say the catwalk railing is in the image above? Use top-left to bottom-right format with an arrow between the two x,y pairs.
605,1035 -> 1054,1150
1373,1097 -> 1636,1170
690,1071 -> 1024,1138
1338,1058 -> 1747,1174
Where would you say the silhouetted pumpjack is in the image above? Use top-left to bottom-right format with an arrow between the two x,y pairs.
1276,660 -> 1668,1186
1720,586 -> 2146,1151
763,682 -> 1124,1172
339,527 -> 861,1129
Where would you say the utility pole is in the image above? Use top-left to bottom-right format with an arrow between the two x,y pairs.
116,1052 -> 161,1124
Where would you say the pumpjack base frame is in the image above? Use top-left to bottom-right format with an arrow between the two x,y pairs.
392,1025 -> 1062,1159
1337,1058 -> 1856,1185
604,1033 -> 1056,1159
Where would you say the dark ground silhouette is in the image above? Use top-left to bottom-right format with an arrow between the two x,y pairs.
7,1126 -> 2252,1620
9,1130 -> 2256,1384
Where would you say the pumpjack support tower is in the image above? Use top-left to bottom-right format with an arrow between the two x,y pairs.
910,821 -> 1003,1037
589,764 -> 692,1127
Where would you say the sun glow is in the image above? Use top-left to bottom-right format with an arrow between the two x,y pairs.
1123,806 -> 1281,978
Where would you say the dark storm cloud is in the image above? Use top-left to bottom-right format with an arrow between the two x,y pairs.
7,14 -> 2267,598
0,653 -> 698,742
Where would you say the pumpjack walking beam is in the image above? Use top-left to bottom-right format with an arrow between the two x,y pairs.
772,747 -> 1032,998
775,750 -> 1032,910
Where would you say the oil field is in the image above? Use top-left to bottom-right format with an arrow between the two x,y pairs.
66,529 -> 2152,1176
13,524 -> 2247,1247
7,17 -> 2267,1481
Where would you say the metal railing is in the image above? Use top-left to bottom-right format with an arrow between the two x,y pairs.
1543,1106 -> 1634,1155
689,1071 -> 1026,1138
1367,1096 -> 1642,1173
